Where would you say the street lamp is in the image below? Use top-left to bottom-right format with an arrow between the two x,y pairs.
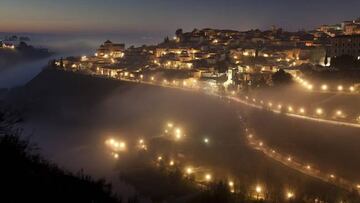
316,108 -> 323,116
286,191 -> 295,200
349,86 -> 355,92
255,185 -> 263,200
321,84 -> 328,91
186,167 -> 193,175
205,174 -> 212,182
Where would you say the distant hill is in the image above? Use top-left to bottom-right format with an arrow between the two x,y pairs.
0,42 -> 52,69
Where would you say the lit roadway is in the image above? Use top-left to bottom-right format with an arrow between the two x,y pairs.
245,132 -> 356,192
108,75 -> 360,129
227,96 -> 360,129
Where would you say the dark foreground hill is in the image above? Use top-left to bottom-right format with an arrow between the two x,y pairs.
0,108 -> 121,202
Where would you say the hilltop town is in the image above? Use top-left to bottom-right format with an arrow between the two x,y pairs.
55,17 -> 360,90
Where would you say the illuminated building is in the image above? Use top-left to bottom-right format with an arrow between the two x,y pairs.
96,40 -> 125,58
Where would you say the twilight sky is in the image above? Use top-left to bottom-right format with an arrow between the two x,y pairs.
1,0 -> 360,35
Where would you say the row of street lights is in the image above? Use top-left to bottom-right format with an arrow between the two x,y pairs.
245,129 -> 360,193
293,75 -> 358,94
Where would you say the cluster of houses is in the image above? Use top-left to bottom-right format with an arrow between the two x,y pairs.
0,35 -> 32,49
318,17 -> 360,37
57,18 -> 360,89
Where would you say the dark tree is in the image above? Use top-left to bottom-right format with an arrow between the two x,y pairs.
175,28 -> 183,37
0,108 -> 121,202
272,69 -> 293,86
191,181 -> 235,203
331,55 -> 360,69
324,52 -> 328,66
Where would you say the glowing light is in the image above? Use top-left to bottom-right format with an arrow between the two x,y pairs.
157,156 -> 163,161
268,102 -> 273,107
278,104 -> 282,109
105,138 -> 126,152
337,85 -> 343,91
256,185 -> 262,193
259,141 -> 263,147
336,110 -> 343,116
287,157 -> 292,162
119,142 -> 126,149
113,153 -> 119,159
204,138 -> 209,144
151,76 -> 155,81
169,160 -> 175,166
350,86 -> 355,92
306,165 -> 311,170
175,133 -> 182,140
330,174 -> 335,179
167,122 -> 174,128
107,139 -> 115,145
321,84 -> 328,91
288,106 -> 293,112
299,108 -> 305,114
307,84 -> 313,90
316,108 -> 323,115
286,191 -> 295,199
205,174 -> 212,181
138,141 -> 147,150
228,181 -> 234,187
186,167 -> 193,175
81,55 -> 88,61
248,134 -> 253,139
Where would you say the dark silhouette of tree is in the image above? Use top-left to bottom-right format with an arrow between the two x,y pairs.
175,28 -> 183,37
59,57 -> 64,67
331,55 -> 360,69
0,108 -> 121,202
191,181 -> 236,203
272,69 -> 293,86
324,52 -> 328,66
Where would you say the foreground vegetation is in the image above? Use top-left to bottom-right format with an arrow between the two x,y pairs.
0,107 -> 121,202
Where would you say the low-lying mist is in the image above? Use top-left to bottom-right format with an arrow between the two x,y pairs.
0,32 -> 163,89
11,70 -> 354,200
